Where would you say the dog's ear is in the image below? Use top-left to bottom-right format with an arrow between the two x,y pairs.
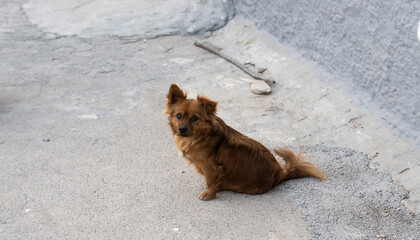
197,95 -> 217,115
167,84 -> 186,105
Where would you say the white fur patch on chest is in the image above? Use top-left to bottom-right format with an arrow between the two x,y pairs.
178,150 -> 192,160
184,153 -> 192,160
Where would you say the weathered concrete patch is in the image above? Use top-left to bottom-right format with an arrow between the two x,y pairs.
23,0 -> 234,38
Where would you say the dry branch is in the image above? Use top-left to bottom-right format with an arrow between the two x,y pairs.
194,41 -> 276,84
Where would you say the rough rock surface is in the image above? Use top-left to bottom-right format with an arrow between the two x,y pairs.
23,0 -> 234,38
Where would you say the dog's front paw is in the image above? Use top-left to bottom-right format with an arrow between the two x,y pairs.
198,190 -> 216,201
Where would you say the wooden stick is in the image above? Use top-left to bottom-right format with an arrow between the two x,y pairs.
194,41 -> 276,84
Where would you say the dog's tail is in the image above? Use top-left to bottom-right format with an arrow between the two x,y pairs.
275,147 -> 325,183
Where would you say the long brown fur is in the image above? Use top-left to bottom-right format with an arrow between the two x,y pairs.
165,84 -> 325,200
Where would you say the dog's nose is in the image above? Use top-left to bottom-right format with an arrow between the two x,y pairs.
179,126 -> 187,134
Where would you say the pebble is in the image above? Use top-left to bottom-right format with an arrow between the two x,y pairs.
250,80 -> 271,95
381,211 -> 389,217
257,67 -> 267,73
169,58 -> 194,64
77,114 -> 98,119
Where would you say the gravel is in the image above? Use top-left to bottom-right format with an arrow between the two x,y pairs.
280,145 -> 420,239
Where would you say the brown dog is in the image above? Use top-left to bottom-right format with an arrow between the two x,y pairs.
165,84 -> 325,200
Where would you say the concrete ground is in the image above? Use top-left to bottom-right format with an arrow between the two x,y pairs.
1,1 -> 419,239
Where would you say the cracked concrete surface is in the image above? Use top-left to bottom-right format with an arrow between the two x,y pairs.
1,1 -> 419,239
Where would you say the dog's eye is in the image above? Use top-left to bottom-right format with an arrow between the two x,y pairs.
191,115 -> 199,122
176,114 -> 182,120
